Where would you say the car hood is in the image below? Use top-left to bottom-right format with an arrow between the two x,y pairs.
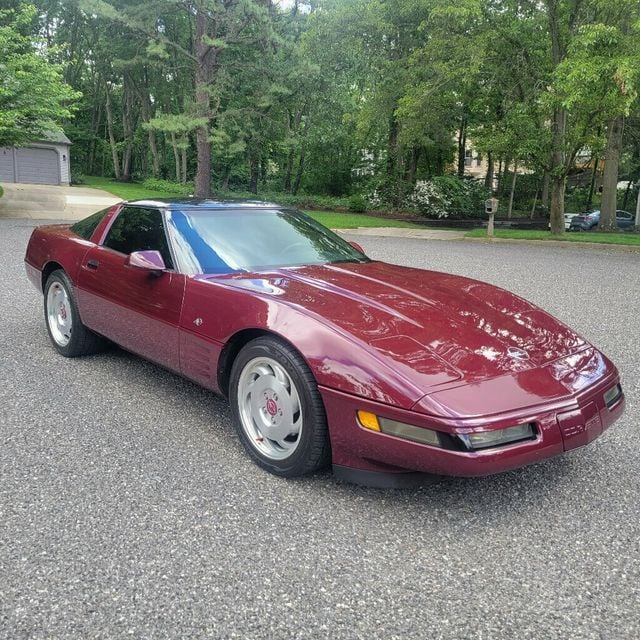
204,261 -> 589,394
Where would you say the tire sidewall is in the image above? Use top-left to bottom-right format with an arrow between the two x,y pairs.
229,338 -> 327,477
44,270 -> 80,357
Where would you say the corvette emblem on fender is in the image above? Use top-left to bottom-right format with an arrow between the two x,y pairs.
507,346 -> 530,360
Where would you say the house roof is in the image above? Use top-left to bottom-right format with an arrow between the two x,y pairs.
37,130 -> 71,145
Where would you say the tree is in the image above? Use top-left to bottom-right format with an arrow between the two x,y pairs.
554,5 -> 640,231
0,3 -> 79,148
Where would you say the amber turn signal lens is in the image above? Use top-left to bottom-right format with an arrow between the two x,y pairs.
357,410 -> 381,431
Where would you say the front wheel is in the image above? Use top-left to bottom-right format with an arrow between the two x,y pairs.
229,336 -> 330,477
44,270 -> 107,357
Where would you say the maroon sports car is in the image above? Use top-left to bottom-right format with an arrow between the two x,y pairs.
25,200 -> 625,486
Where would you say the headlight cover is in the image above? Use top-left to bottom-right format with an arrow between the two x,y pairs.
357,411 -> 536,452
458,423 -> 535,451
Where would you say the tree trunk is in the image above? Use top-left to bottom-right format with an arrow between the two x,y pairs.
104,85 -> 121,181
546,1 -> 568,234
120,76 -> 134,181
622,178 -> 632,211
283,148 -> 294,192
221,165 -> 230,191
507,159 -> 518,218
194,10 -> 217,198
599,115 -> 624,232
387,113 -> 401,206
249,142 -> 259,194
88,99 -> 102,176
586,156 -> 599,211
550,176 -> 566,235
484,152 -> 494,191
549,106 -> 567,234
181,144 -> 187,185
405,147 -> 420,186
292,148 -> 306,195
500,156 -> 511,196
170,132 -> 180,181
141,97 -> 161,178
530,188 -> 539,218
457,117 -> 467,178
541,169 -> 550,214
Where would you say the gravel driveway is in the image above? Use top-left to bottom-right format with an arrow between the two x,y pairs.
1,219 -> 638,639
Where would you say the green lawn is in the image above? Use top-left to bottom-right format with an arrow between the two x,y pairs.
465,228 -> 640,246
84,176 -> 184,200
83,176 -> 419,229
304,211 -> 418,228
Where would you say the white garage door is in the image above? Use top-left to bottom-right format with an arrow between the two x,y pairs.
0,148 -> 16,182
16,147 -> 60,185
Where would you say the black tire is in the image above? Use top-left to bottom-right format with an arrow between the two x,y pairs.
43,269 -> 107,357
229,336 -> 331,477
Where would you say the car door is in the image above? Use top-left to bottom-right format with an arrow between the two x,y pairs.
75,206 -> 186,372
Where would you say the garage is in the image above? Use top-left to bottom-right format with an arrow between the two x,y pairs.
0,132 -> 71,186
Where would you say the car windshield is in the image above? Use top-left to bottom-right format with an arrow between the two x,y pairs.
166,208 -> 369,274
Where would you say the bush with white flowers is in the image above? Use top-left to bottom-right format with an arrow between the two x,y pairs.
407,179 -> 452,218
405,176 -> 489,219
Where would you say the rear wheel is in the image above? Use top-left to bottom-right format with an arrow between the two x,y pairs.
229,336 -> 330,477
44,270 -> 106,357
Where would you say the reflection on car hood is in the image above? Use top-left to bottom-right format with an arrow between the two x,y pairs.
206,261 -> 589,391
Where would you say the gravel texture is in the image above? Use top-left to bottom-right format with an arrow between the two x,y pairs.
1,220 -> 639,640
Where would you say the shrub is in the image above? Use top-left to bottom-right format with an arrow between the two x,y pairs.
348,194 -> 367,213
405,176 -> 489,219
142,178 -> 193,196
214,189 -> 351,211
406,179 -> 451,218
0,185 -> 3,199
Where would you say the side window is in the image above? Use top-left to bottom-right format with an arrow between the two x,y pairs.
103,207 -> 173,268
70,207 -> 109,240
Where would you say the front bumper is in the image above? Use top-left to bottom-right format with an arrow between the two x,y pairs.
320,371 -> 624,483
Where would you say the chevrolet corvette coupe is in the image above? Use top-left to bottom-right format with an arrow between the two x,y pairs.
25,200 -> 625,486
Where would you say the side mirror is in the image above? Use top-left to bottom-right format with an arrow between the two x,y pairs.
348,241 -> 366,255
127,250 -> 166,273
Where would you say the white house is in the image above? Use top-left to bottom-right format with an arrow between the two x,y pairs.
0,131 -> 71,186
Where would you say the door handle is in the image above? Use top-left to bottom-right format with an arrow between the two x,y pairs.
86,259 -> 99,269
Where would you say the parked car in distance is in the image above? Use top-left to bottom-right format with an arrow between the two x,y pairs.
24,200 -> 625,487
548,213 -> 578,230
569,210 -> 635,231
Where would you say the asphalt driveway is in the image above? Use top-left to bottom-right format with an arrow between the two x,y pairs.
1,219 -> 638,639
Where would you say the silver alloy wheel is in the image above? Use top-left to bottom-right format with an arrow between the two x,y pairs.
237,356 -> 303,460
46,282 -> 72,347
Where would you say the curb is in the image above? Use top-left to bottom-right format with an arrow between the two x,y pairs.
462,236 -> 640,252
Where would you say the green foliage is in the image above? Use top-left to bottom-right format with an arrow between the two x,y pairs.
83,176 -> 186,200
0,4 -> 80,147
142,178 -> 193,196
0,185 -> 3,199
306,211 -> 418,230
407,176 -> 490,219
27,0 -> 640,221
564,184 -> 637,213
70,171 -> 86,185
348,194 -> 367,213
217,189 -> 352,211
